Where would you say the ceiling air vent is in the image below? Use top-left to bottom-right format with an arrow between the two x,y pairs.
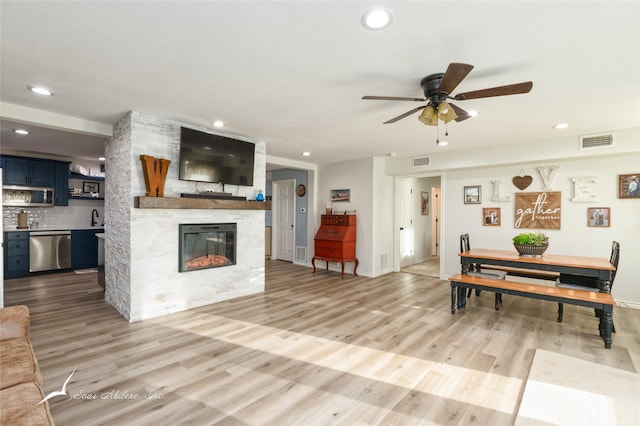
580,133 -> 614,150
413,156 -> 431,167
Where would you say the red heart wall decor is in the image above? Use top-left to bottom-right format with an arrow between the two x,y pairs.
512,175 -> 533,190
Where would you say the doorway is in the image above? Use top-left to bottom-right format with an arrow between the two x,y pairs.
272,179 -> 295,262
397,175 -> 442,278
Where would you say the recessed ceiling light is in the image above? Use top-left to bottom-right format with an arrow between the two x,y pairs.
302,152 -> 311,157
14,129 -> 30,135
213,120 -> 224,128
98,157 -> 106,161
29,86 -> 53,96
362,9 -> 393,30
468,110 -> 479,117
554,123 -> 569,129
436,139 -> 448,146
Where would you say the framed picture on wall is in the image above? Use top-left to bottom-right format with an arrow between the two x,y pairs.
483,208 -> 501,226
421,191 -> 429,215
587,207 -> 610,227
618,173 -> 640,198
330,189 -> 350,202
83,181 -> 100,193
464,185 -> 481,204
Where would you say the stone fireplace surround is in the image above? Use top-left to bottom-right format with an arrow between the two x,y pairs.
105,111 -> 267,322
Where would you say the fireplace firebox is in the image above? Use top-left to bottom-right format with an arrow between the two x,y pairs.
179,223 -> 236,272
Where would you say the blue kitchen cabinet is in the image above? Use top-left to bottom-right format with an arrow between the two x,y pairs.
29,159 -> 56,186
71,229 -> 104,269
3,232 -> 30,279
2,157 -> 30,185
54,162 -> 70,206
1,155 -> 56,187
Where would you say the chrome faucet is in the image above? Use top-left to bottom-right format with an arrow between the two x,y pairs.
91,209 -> 100,227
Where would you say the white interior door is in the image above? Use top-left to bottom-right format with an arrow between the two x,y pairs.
399,179 -> 414,268
273,179 -> 294,262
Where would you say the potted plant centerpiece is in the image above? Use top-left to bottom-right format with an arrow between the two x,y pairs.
512,231 -> 549,257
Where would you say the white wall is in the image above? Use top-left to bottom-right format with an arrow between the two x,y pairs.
372,157 -> 395,276
439,153 -> 640,306
385,127 -> 639,176
316,158 -> 374,276
313,157 -> 395,278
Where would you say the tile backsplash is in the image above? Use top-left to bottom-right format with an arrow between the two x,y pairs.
3,200 -> 104,230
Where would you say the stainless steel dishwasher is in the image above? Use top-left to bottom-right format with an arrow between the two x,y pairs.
29,230 -> 71,272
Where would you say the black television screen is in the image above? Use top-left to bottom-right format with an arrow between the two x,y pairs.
179,127 -> 255,186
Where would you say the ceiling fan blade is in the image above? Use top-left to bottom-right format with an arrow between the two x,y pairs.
448,103 -> 472,122
362,95 -> 426,102
454,81 -> 533,100
438,63 -> 474,94
383,106 -> 426,124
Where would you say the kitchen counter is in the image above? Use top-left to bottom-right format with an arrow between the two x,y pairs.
4,226 -> 104,232
3,227 -> 105,280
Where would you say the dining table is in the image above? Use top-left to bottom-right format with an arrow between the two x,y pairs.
459,248 -> 616,293
456,248 -> 617,348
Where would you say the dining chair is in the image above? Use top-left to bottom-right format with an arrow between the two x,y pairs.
556,241 -> 619,328
460,234 -> 507,309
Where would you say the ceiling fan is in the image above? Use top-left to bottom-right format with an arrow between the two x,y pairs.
362,63 -> 533,126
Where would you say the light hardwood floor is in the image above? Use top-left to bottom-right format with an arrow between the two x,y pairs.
4,261 -> 640,425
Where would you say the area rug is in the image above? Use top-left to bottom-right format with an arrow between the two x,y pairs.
73,268 -> 98,274
515,349 -> 640,426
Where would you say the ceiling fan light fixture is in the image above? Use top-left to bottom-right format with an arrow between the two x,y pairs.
418,106 -> 438,126
438,102 -> 458,123
362,9 -> 393,30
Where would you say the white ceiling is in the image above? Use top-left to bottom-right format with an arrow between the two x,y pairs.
1,1 -> 639,165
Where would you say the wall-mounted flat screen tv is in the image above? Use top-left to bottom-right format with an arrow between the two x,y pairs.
179,127 -> 255,186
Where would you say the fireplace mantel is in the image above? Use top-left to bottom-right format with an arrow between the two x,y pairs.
134,196 -> 271,210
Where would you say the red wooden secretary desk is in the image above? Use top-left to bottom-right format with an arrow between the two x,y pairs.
312,214 -> 359,279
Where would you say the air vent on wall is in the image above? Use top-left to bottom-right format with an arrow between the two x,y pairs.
295,246 -> 307,263
380,253 -> 388,270
580,133 -> 614,150
413,156 -> 431,167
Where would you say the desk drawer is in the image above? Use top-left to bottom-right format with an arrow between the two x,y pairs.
315,240 -> 356,259
321,215 -> 355,226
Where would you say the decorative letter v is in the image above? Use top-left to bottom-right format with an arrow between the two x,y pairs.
537,166 -> 558,190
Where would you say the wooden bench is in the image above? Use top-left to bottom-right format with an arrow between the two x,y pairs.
480,265 -> 560,281
449,273 -> 616,349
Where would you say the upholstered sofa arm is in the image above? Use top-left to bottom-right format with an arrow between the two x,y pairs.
0,305 -> 30,341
